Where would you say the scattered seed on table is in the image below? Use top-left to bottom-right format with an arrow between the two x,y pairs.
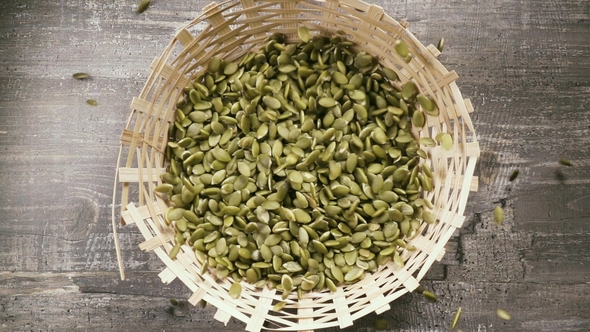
422,290 -> 437,302
374,318 -> 388,330
137,0 -> 150,14
86,99 -> 98,106
72,73 -> 89,79
437,37 -> 445,52
451,307 -> 462,329
494,206 -> 504,225
509,169 -> 519,181
496,308 -> 511,320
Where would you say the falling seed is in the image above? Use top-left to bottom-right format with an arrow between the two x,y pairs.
496,308 -> 511,320
437,37 -> 445,52
229,282 -> 242,299
137,0 -> 151,14
559,159 -> 572,166
86,99 -> 98,106
494,206 -> 504,225
273,301 -> 287,312
451,307 -> 462,329
394,39 -> 409,58
423,290 -> 437,302
414,285 -> 426,294
297,25 -> 310,43
509,169 -> 519,181
72,73 -> 89,79
169,298 -> 179,306
374,318 -> 389,330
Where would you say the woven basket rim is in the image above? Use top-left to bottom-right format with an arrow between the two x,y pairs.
112,1 -> 479,331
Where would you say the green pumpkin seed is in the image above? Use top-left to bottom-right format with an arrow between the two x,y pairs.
436,133 -> 453,151
354,54 -> 373,68
263,96 -> 281,109
208,57 -> 221,73
423,211 -> 435,224
374,318 -> 388,330
169,243 -> 181,260
273,301 -> 287,312
451,307 -> 461,329
86,99 -> 98,106
559,158 -> 573,166
437,38 -> 445,52
297,25 -> 310,43
382,67 -> 398,81
283,261 -> 303,273
224,62 -> 238,76
155,183 -> 173,193
330,265 -> 344,283
318,97 -> 337,108
136,0 -> 150,13
281,274 -> 293,291
412,110 -> 425,127
496,308 -> 511,320
288,170 -> 304,184
229,282 -> 242,299
73,72 -> 89,79
344,266 -> 363,281
494,206 -> 504,225
349,90 -> 366,100
394,40 -> 409,58
422,290 -> 437,302
401,81 -> 417,101
509,169 -> 519,181
326,277 -> 337,292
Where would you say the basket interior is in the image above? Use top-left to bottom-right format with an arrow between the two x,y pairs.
113,0 -> 479,331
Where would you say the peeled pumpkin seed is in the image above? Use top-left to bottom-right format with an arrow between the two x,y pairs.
437,38 -> 445,52
509,169 -> 519,181
159,29 -> 440,299
412,110 -> 425,127
422,290 -> 437,302
559,158 -> 573,166
297,25 -> 310,43
394,39 -> 409,58
451,307 -> 462,329
374,319 -> 388,330
229,282 -> 242,299
73,72 -> 89,79
496,308 -> 511,320
494,206 -> 504,225
136,0 -> 150,14
436,133 -> 453,151
169,243 -> 181,260
273,301 -> 287,312
86,99 -> 98,106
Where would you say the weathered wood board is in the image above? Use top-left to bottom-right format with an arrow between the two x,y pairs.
1,0 -> 589,331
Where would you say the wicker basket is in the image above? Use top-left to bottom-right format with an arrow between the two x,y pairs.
112,0 -> 479,330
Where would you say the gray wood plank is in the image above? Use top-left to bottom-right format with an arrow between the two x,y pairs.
1,0 -> 590,331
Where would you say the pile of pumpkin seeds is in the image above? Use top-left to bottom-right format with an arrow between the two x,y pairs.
156,28 -> 440,299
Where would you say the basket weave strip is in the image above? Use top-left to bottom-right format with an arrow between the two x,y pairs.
112,0 -> 479,330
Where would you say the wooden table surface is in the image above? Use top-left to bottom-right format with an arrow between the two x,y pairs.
1,0 -> 589,331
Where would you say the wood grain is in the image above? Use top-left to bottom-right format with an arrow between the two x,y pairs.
1,0 -> 590,331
